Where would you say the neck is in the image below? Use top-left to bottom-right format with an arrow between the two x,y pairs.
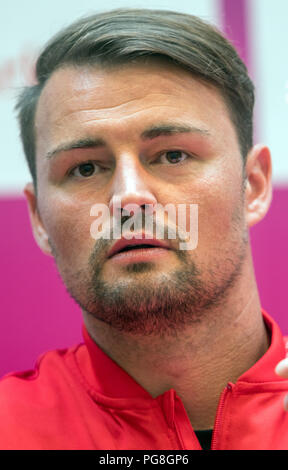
83,256 -> 269,430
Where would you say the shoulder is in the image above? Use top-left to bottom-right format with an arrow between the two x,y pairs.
1,343 -> 80,383
0,343 -> 85,401
0,344 -> 85,449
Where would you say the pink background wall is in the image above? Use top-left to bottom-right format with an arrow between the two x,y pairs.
0,0 -> 287,377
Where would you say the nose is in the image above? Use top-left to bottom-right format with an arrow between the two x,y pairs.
108,153 -> 157,217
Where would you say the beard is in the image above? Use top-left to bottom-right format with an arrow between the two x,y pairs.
50,216 -> 248,337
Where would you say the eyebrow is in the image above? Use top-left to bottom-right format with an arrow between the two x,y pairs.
45,137 -> 105,160
45,123 -> 210,160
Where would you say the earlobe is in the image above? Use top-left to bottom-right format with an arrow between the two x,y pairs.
245,144 -> 273,227
24,182 -> 53,256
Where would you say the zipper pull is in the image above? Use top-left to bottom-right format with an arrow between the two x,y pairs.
211,382 -> 234,450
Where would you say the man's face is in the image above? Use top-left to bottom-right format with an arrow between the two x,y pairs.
32,61 -> 248,334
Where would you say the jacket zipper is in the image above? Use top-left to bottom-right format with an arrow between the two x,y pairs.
210,382 -> 233,450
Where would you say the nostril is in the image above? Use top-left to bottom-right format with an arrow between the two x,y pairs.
109,190 -> 158,217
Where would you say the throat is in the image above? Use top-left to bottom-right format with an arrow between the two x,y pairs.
83,297 -> 270,433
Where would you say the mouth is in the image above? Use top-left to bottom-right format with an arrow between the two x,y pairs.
114,243 -> 160,254
107,237 -> 171,260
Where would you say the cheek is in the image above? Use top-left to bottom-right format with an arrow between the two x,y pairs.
39,193 -> 95,262
176,176 -> 245,251
200,188 -> 245,249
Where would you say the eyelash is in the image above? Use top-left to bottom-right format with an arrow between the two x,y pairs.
68,159 -> 101,178
155,150 -> 191,164
67,150 -> 192,178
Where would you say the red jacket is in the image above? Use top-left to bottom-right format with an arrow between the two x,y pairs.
0,310 -> 288,450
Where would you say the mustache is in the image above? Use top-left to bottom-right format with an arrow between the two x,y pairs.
89,213 -> 189,263
90,202 -> 199,252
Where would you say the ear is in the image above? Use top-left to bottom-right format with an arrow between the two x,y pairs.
24,183 -> 53,256
245,144 -> 273,227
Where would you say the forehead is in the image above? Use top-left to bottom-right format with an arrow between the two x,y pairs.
35,62 -> 237,155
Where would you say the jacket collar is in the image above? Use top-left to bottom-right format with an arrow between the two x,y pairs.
82,309 -> 286,399
82,325 -> 152,399
237,309 -> 286,383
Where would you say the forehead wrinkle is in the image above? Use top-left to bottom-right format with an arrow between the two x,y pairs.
36,64 -> 225,134
57,104 -> 183,125
37,67 -> 208,126
44,92 -> 183,130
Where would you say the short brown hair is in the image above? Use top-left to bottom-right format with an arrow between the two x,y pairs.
16,8 -> 255,186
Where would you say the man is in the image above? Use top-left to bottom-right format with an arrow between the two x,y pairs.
0,8 -> 287,450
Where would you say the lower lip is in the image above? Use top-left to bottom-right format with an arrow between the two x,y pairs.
108,247 -> 171,264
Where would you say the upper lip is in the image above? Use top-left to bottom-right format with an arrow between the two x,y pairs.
107,235 -> 171,258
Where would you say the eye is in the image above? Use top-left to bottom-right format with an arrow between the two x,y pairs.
158,150 -> 189,164
69,161 -> 100,178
